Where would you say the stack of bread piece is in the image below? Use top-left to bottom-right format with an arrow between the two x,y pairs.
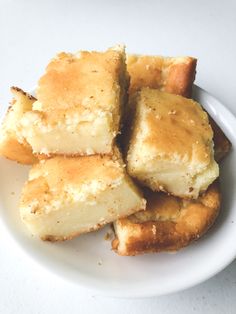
113,54 -> 230,255
0,45 -> 146,241
0,46 -> 231,255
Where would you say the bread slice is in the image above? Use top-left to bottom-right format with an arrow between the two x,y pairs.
126,54 -> 231,162
127,54 -> 197,97
127,88 -> 219,199
17,45 -> 129,156
0,87 -> 37,164
20,148 -> 146,241
112,181 -> 220,255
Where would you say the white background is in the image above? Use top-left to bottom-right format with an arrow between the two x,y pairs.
0,0 -> 236,313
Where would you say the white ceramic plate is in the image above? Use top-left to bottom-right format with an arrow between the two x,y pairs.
0,85 -> 235,298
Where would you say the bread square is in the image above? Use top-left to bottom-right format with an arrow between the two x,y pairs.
112,181 -> 220,256
17,45 -> 129,156
127,54 -> 197,97
0,87 -> 37,164
126,88 -> 219,199
20,148 -> 146,241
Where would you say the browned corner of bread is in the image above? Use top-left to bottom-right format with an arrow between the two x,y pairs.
10,86 -> 37,101
166,57 -> 197,98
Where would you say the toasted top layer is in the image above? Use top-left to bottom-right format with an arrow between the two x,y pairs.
29,153 -> 124,189
127,54 -> 196,97
35,45 -> 126,113
132,88 -> 213,165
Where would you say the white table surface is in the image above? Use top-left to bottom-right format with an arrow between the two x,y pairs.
0,0 -> 235,313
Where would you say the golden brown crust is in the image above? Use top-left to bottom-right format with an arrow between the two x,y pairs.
37,48 -> 125,113
139,89 -> 213,164
127,55 -> 197,98
112,181 -> 221,255
24,152 -> 124,200
0,134 -> 37,165
165,59 -> 197,97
